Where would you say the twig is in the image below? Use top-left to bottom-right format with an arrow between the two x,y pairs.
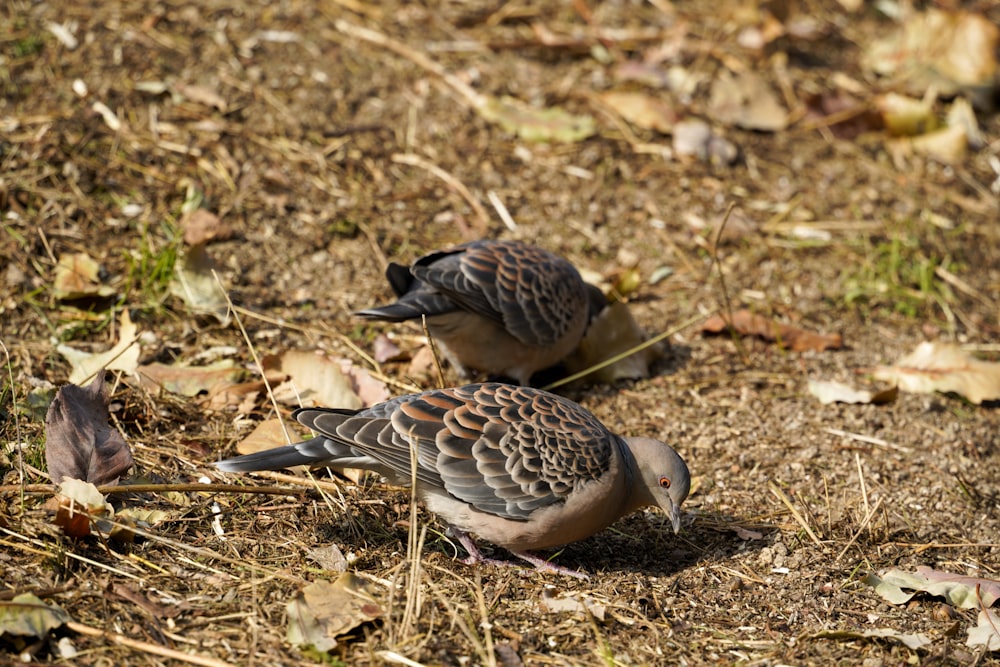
332,20 -> 484,110
392,153 -> 490,233
0,482 -> 308,496
835,496 -> 883,562
767,481 -> 824,547
66,621 -> 237,667
823,427 -> 913,454
487,190 -> 517,231
0,339 -> 24,498
421,315 -> 447,390
711,204 -> 749,365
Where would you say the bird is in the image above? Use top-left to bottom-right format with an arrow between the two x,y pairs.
214,383 -> 690,578
356,240 -> 603,385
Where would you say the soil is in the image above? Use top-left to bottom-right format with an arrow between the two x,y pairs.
2,1 -> 1000,665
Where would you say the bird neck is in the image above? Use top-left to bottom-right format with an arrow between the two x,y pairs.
616,438 -> 651,514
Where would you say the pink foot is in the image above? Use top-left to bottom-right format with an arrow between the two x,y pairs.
450,529 -> 590,580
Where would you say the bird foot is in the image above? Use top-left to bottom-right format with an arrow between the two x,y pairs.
449,529 -> 589,579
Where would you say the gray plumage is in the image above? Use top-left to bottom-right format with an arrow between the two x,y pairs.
215,383 -> 690,576
357,240 -> 601,385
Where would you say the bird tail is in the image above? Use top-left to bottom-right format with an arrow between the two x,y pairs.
214,436 -> 339,472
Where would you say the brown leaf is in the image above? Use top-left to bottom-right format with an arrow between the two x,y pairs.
871,342 -> 1000,404
180,208 -> 230,246
268,350 -> 363,410
48,479 -> 114,538
702,309 -> 843,352
286,573 -> 384,651
52,252 -> 116,300
235,418 -> 294,457
135,360 -> 243,397
45,374 -> 133,485
596,91 -> 678,134
708,70 -> 788,132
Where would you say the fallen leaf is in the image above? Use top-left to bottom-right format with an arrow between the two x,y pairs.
702,309 -> 843,352
968,609 -> 1000,651
269,351 -> 363,410
372,334 -> 403,363
52,252 -> 116,300
807,379 -> 898,405
136,359 -> 243,397
596,91 -> 677,133
307,544 -> 349,573
539,589 -> 607,621
864,9 -> 998,95
337,358 -> 390,408
169,244 -> 230,323
405,345 -> 438,383
49,478 -> 114,538
173,81 -> 228,112
871,342 -> 1000,404
235,418 -> 294,457
180,208 -> 231,246
478,95 -> 596,143
865,567 -> 1000,609
564,301 -> 664,384
812,628 -> 932,651
708,70 -> 788,132
875,92 -> 938,137
0,593 -> 71,640
45,374 -> 133,485
286,573 -> 384,651
56,310 -> 141,385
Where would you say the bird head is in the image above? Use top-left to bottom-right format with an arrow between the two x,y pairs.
625,437 -> 691,533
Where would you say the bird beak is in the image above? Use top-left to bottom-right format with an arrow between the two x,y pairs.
667,501 -> 683,534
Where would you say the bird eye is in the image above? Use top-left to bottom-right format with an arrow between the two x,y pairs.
659,476 -> 671,489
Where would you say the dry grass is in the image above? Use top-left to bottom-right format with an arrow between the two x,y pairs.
3,0 -> 1000,664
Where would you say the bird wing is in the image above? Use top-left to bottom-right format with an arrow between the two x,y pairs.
301,384 -> 616,521
411,241 -> 586,346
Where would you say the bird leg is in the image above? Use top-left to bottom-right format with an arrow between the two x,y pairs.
449,529 -> 590,580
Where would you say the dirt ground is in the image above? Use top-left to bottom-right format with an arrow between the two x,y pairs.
2,0 -> 1000,665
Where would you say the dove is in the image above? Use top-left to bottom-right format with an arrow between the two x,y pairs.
214,383 -> 690,578
357,240 -> 602,385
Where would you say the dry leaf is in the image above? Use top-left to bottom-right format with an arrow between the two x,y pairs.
864,9 -> 998,94
865,566 -> 1000,609
286,573 -> 384,651
180,208 -> 230,246
0,593 -> 71,640
307,544 -> 349,573
337,358 -> 390,408
702,309 -> 843,352
871,342 -> 1000,404
807,379 -> 898,405
539,589 -> 607,621
269,350 -> 363,410
708,70 -> 788,132
49,478 -> 114,538
136,359 -> 242,397
52,252 -> 115,300
45,374 -> 133,485
170,244 -> 230,323
235,418 -> 294,457
56,310 -> 141,385
812,628 -> 931,651
405,345 -> 437,383
596,91 -> 677,134
372,334 -> 403,363
968,610 -> 1000,651
478,95 -> 596,143
173,81 -> 228,112
564,301 -> 663,384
